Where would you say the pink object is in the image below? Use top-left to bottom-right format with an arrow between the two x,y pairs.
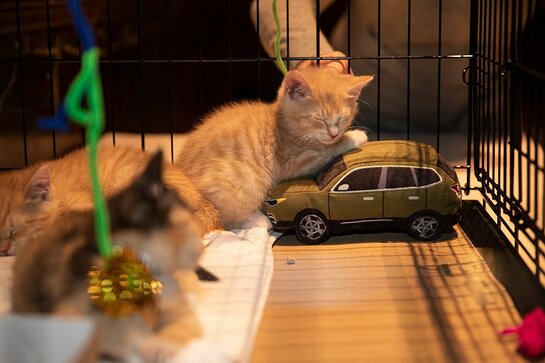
501,307 -> 545,359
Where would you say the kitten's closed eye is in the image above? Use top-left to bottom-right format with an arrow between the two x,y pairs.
0,226 -> 20,254
313,115 -> 347,128
9,226 -> 20,239
312,116 -> 327,125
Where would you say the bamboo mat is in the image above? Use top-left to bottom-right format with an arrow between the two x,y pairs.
251,226 -> 523,363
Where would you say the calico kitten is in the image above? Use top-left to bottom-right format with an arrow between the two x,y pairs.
176,67 -> 373,229
0,145 -> 221,255
12,151 -> 202,361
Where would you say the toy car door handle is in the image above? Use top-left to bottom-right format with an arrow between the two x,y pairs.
363,196 -> 374,201
408,196 -> 420,200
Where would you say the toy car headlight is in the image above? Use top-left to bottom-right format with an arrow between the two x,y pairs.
266,198 -> 287,206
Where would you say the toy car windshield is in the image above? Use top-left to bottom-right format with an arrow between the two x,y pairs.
315,155 -> 347,190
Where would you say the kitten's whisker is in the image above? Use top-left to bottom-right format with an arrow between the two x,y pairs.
359,100 -> 375,113
347,125 -> 368,131
355,110 -> 368,123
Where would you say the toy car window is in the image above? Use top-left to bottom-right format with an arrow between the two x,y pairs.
415,168 -> 441,186
333,167 -> 383,192
386,167 -> 417,188
316,155 -> 347,190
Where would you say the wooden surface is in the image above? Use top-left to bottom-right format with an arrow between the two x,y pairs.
251,226 -> 523,362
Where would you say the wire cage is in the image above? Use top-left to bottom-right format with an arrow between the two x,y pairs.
0,0 -> 544,292
470,0 -> 545,289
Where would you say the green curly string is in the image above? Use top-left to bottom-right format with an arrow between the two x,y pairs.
272,0 -> 288,75
64,48 -> 113,258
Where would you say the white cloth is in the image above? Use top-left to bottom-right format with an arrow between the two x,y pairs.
0,315 -> 95,363
195,227 -> 279,362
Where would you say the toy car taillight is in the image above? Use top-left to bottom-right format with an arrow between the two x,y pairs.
451,183 -> 462,199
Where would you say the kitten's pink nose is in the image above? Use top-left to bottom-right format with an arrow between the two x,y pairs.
328,127 -> 339,139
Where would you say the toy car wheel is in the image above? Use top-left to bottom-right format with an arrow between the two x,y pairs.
295,210 -> 331,244
408,213 -> 442,241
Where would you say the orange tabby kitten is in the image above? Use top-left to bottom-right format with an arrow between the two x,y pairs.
0,145 -> 222,255
176,67 -> 373,229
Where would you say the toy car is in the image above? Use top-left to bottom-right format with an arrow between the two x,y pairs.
264,140 -> 462,244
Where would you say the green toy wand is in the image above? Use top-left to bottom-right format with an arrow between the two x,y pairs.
39,0 -> 162,315
272,0 -> 288,75
38,0 -> 112,258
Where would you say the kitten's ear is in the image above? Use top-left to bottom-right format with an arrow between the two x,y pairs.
284,70 -> 312,100
346,75 -> 374,98
141,151 -> 164,189
24,165 -> 51,204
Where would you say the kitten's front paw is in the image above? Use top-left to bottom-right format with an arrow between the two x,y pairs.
344,129 -> 368,149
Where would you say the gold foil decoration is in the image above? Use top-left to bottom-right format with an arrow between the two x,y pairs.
87,246 -> 162,316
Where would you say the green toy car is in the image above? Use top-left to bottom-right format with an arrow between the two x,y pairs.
264,140 -> 462,244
